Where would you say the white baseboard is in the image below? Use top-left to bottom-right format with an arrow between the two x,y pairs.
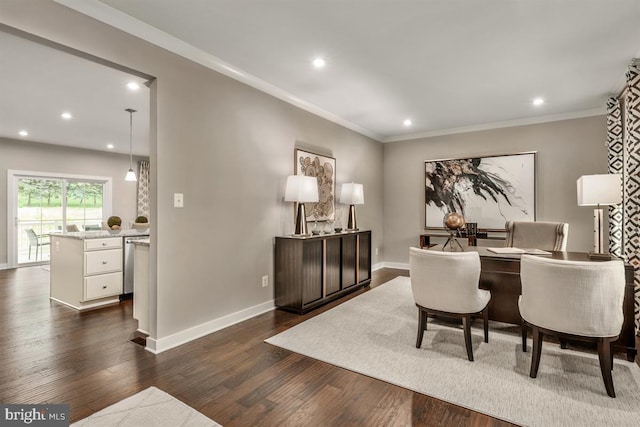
372,262 -> 385,271
146,299 -> 275,354
143,262 -> 409,354
380,261 -> 409,270
0,263 -> 9,270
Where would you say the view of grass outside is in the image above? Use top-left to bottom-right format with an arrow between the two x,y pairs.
18,178 -> 104,263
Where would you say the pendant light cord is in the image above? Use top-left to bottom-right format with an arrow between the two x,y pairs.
125,108 -> 137,169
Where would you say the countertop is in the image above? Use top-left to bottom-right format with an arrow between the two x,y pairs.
50,229 -> 150,240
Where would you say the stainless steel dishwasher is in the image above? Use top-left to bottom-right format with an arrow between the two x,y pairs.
123,235 -> 149,296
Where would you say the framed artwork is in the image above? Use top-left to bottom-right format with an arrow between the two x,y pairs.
425,152 -> 536,230
295,148 -> 336,222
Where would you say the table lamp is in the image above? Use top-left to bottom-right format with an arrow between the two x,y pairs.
340,182 -> 364,231
285,175 -> 319,236
577,174 -> 622,259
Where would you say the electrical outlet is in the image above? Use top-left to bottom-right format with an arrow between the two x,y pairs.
262,275 -> 268,287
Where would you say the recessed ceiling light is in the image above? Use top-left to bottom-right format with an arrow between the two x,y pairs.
312,57 -> 326,68
532,97 -> 545,106
107,144 -> 115,149
19,130 -> 28,137
61,112 -> 73,120
127,82 -> 140,91
403,119 -> 413,127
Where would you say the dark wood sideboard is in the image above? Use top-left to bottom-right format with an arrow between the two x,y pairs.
470,247 -> 637,361
275,230 -> 371,314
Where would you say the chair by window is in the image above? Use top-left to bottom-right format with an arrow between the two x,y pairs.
409,247 -> 491,361
25,228 -> 50,261
505,221 -> 568,251
519,255 -> 625,397
66,224 -> 80,232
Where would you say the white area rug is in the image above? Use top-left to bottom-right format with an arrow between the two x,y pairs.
72,387 -> 220,427
266,277 -> 640,427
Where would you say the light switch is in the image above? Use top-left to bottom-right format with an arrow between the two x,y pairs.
174,193 -> 184,208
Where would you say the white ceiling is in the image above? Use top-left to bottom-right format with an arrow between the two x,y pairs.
4,1 -> 640,152
0,29 -> 150,156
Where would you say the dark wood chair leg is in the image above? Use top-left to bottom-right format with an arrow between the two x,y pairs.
597,340 -> 616,398
462,314 -> 474,362
416,307 -> 427,348
521,321 -> 527,352
483,307 -> 489,343
560,339 -> 568,349
529,326 -> 543,378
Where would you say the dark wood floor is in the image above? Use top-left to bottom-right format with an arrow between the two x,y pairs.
0,266 -> 576,426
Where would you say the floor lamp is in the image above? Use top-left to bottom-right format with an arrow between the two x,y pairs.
577,174 -> 622,259
340,182 -> 364,231
285,175 -> 319,236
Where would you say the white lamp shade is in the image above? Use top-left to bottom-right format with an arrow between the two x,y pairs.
577,174 -> 622,206
284,175 -> 318,203
340,182 -> 364,205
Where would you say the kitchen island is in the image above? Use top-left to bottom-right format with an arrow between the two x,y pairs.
50,229 -> 149,310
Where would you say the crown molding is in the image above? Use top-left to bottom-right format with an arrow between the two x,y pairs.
54,0 -> 383,142
382,108 -> 606,143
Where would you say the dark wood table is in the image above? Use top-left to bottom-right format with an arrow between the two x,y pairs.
433,247 -> 637,361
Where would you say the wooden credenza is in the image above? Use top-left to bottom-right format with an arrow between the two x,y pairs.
275,230 -> 372,314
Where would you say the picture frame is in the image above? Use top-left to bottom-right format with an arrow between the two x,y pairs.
424,152 -> 536,230
294,148 -> 336,222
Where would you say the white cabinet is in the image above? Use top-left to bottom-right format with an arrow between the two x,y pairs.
50,235 -> 123,310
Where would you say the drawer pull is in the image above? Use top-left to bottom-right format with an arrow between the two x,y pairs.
102,261 -> 108,264
102,242 -> 107,246
102,285 -> 108,289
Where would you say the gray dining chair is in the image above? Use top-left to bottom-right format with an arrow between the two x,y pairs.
25,228 -> 50,261
505,221 -> 568,251
409,247 -> 490,361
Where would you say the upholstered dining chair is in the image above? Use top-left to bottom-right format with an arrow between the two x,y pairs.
66,224 -> 80,232
25,228 -> 50,261
519,255 -> 626,397
505,221 -> 568,251
409,247 -> 491,361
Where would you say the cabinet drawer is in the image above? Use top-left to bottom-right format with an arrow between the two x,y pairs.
84,238 -> 122,251
84,249 -> 122,275
84,272 -> 122,301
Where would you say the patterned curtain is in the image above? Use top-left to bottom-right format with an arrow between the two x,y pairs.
137,160 -> 150,219
623,64 -> 640,332
607,98 -> 623,257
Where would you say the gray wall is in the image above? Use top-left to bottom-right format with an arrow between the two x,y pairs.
0,2 -> 383,342
0,137 -> 142,265
383,116 -> 608,264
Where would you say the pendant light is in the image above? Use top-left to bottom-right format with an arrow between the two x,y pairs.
124,108 -> 137,182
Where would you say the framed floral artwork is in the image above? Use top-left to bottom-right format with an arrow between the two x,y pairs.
425,152 -> 536,230
295,148 -> 336,222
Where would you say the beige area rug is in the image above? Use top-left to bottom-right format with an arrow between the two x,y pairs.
265,277 -> 640,427
72,387 -> 221,426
